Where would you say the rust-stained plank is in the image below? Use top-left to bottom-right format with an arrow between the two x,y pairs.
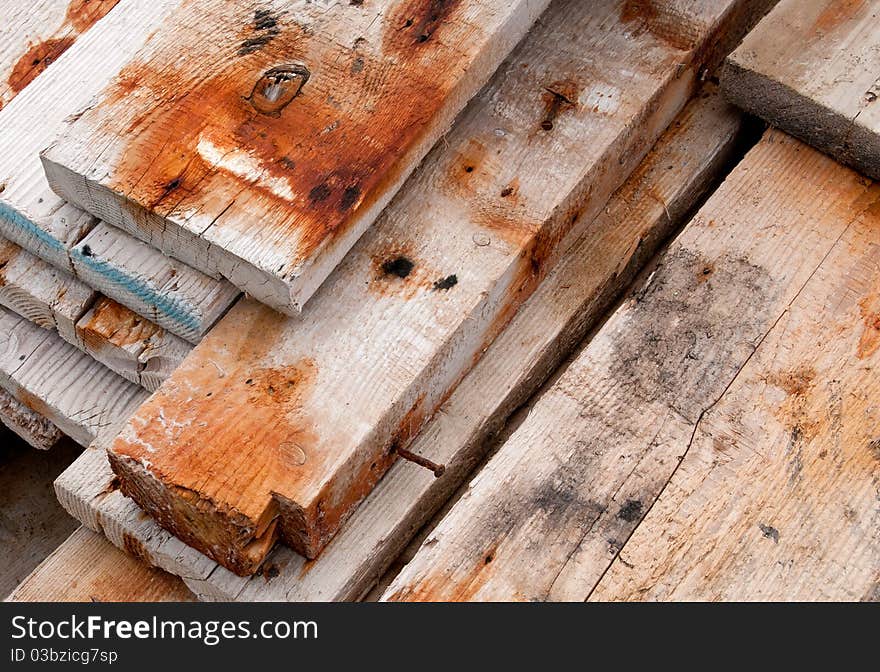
55,82 -> 747,601
8,527 -> 194,602
722,0 -> 880,179
383,131 -> 880,602
98,0 -> 777,577
0,0 -> 119,109
41,0 -> 551,314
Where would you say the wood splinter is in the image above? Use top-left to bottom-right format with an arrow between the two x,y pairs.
396,446 -> 446,478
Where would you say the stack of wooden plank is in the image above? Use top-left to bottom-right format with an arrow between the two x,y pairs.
3,0 -> 878,602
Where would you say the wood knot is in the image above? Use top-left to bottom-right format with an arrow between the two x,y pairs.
248,64 -> 311,116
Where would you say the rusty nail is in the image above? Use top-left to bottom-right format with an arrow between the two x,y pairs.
396,446 -> 446,478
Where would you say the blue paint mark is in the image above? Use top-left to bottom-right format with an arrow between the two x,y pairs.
71,247 -> 201,336
0,201 -> 65,253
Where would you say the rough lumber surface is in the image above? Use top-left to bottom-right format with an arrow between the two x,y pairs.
8,527 -> 194,602
0,0 -> 233,348
0,306 -> 147,447
0,436 -> 80,598
0,387 -> 64,450
104,0 -> 774,577
0,0 -> 119,109
42,0 -> 551,313
70,224 -> 239,343
56,85 -> 746,600
384,131 -> 880,602
722,0 -> 880,179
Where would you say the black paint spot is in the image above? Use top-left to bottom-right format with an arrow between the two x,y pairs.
81,245 -> 93,257
309,183 -> 332,203
759,523 -> 779,544
340,185 -> 361,211
239,9 -> 281,56
433,274 -> 458,291
382,256 -> 414,278
617,499 -> 643,522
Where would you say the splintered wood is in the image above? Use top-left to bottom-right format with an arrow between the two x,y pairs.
383,131 -> 880,602
41,0 -> 551,314
98,0 -> 772,577
722,0 -> 880,179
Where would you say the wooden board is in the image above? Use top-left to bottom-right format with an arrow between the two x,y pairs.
382,130 -> 880,601
0,387 -> 64,450
55,85 -> 747,600
0,0 -> 119,110
100,0 -> 774,577
722,0 -> 880,179
0,0 -> 235,346
0,305 -> 147,447
41,0 -> 551,314
8,527 -> 194,602
0,435 -> 80,598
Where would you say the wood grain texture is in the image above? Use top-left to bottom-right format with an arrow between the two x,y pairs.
42,0 -> 551,313
722,0 -> 880,179
8,527 -> 194,602
70,224 -> 239,343
383,130 -> 880,602
56,84 -> 746,600
0,305 -> 147,447
0,0 -> 233,348
0,387 -> 64,450
102,0 -> 774,577
0,0 -> 119,109
0,436 -> 80,599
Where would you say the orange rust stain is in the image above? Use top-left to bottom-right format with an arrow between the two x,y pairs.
767,365 -> 817,398
7,37 -> 76,95
65,0 -> 120,33
813,0 -> 866,33
857,294 -> 880,360
94,2 -> 472,276
78,297 -> 163,350
387,544 -> 498,602
122,532 -> 151,564
14,387 -> 52,420
383,0 -> 465,57
620,0 -> 698,52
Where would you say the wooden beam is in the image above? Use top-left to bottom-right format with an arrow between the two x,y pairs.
0,305 -> 147,447
382,130 -> 880,601
722,0 -> 880,179
8,527 -> 194,602
42,0 -> 551,314
100,0 -> 774,577
0,0 -> 120,109
56,84 -> 747,599
0,387 -> 64,450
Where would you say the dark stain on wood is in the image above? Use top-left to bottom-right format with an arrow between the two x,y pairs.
620,0 -> 699,52
385,0 -> 465,53
540,80 -> 578,132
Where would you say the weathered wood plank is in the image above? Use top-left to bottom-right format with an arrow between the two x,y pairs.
56,84 -> 747,599
382,131 -> 880,602
589,214 -> 880,602
0,436 -> 80,598
0,0 -> 119,110
0,0 -> 234,346
722,0 -> 880,179
70,223 -> 239,343
42,0 -> 551,314
101,0 -> 775,577
8,527 -> 194,602
0,305 -> 147,447
0,387 -> 64,450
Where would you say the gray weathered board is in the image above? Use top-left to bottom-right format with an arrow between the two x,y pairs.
41,0 -> 551,314
722,0 -> 880,179
383,130 -> 880,602
55,86 -> 746,600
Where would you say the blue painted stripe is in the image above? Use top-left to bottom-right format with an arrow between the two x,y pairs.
0,201 -> 65,253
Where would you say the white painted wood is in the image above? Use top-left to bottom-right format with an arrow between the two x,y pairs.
382,131 -> 880,601
56,84 -> 746,600
71,224 -> 239,343
722,0 -> 880,179
0,386 -> 64,450
0,305 -> 147,447
100,0 -> 771,577
41,0 -> 552,314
